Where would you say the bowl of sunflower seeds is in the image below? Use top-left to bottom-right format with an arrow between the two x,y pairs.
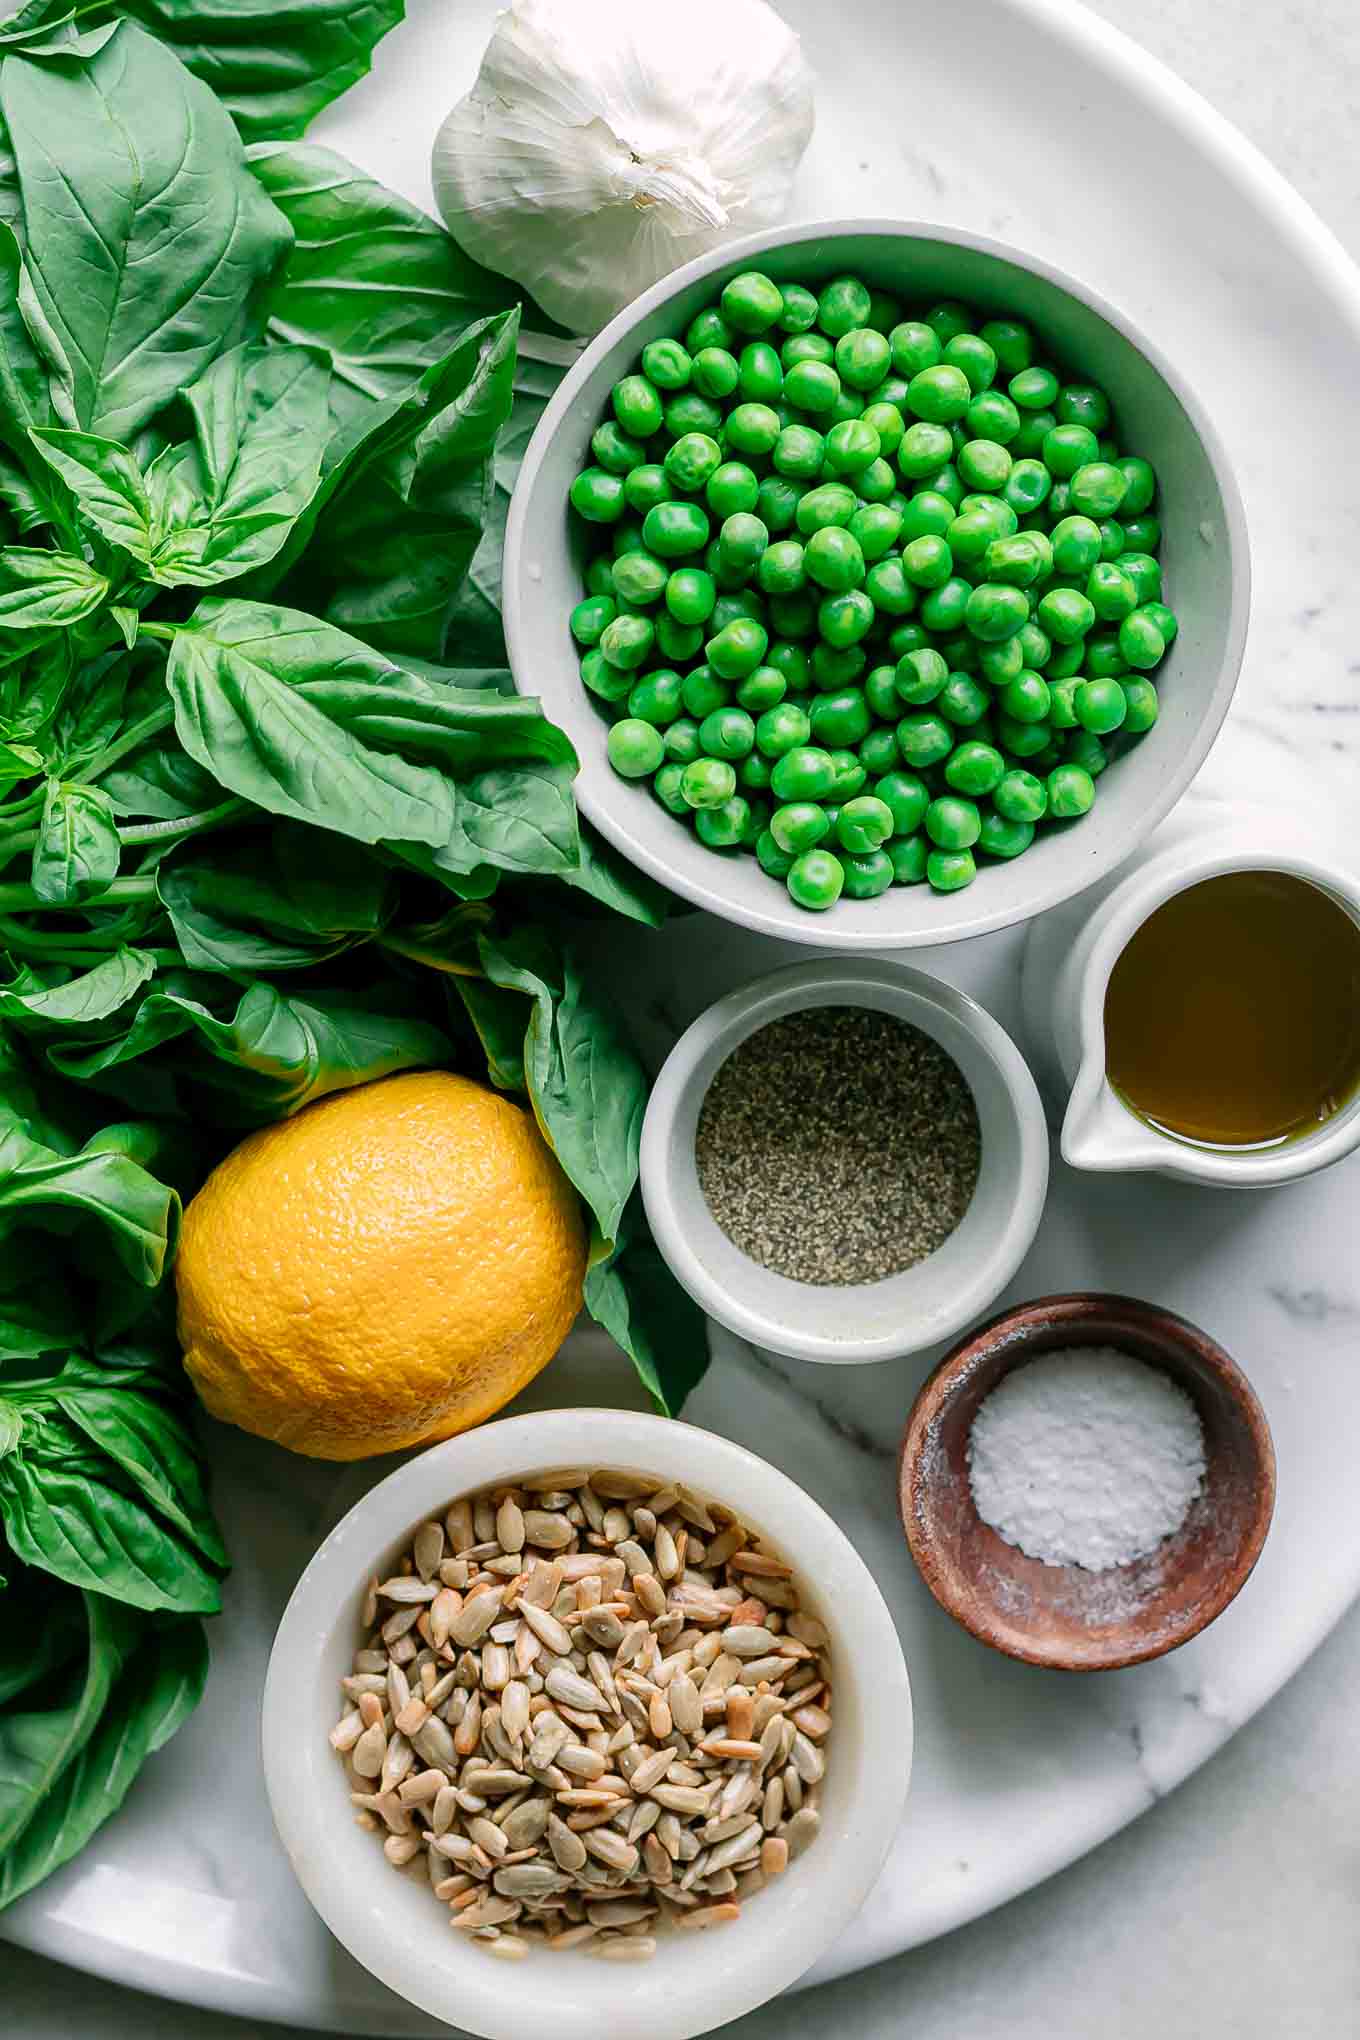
263,1407 -> 912,2040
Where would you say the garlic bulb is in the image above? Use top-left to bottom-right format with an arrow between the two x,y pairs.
432,0 -> 815,334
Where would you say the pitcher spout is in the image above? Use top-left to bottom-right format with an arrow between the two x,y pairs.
1061,1081 -> 1168,1174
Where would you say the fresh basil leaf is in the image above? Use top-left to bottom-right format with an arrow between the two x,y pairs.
43,991 -> 197,1081
0,219 -> 48,451
121,0 -> 405,142
0,1588 -> 135,1849
0,947 -> 153,1029
582,1194 -> 710,1419
0,23 -> 291,440
0,1569 -> 84,1707
0,1436 -> 222,1612
291,311 -> 519,659
0,547 -> 106,628
455,973 -> 528,1093
0,1395 -> 20,1455
558,823 -> 673,929
165,597 -> 580,880
99,738 -> 219,822
30,780 -> 119,904
27,428 -> 153,558
0,1611 -> 207,1911
478,924 -> 644,1249
247,141 -> 524,442
0,1266 -> 80,1362
53,1383 -> 226,1565
0,1115 -> 179,1286
158,822 -> 393,973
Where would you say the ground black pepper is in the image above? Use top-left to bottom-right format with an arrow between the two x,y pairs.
694,1005 -> 982,1285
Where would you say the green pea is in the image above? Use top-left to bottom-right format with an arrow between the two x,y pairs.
785,360 -> 842,415
804,527 -> 866,593
695,794 -> 752,850
628,668 -> 684,725
773,424 -> 825,481
818,588 -> 875,647
923,795 -> 979,850
570,467 -> 626,523
734,665 -> 786,714
610,374 -> 662,439
1064,730 -> 1109,778
1016,620 -> 1052,670
642,499 -> 711,560
1046,677 -> 1081,729
897,421 -> 953,480
1046,479 -> 1072,521
756,827 -> 795,877
685,308 -> 734,354
824,419 -> 882,476
1119,607 -> 1167,670
865,557 -> 918,615
944,741 -> 1005,795
995,713 -> 1053,758
571,595 -> 616,647
1047,762 -> 1096,818
829,327 -> 887,392
806,687 -> 869,749
1121,678 -> 1159,733
611,519 -> 646,558
1045,636 -> 1085,680
662,567 -> 714,627
847,503 -> 903,562
757,475 -> 803,532
868,769 -> 926,834
996,668 -> 1051,722
664,717 -> 703,762
768,800 -> 829,855
859,726 -> 901,775
1071,677 -> 1125,735
817,275 -> 872,338
581,648 -> 632,703
889,833 -> 929,883
860,403 -> 905,458
718,512 -> 769,575
1086,560 -> 1138,623
895,646 -> 949,704
702,460 -> 757,518
981,533 -> 1041,588
941,333 -> 995,395
862,663 -> 897,719
584,555 -> 616,597
625,463 -> 674,516
1141,600 -> 1178,645
786,846 -> 845,911
1038,422 -> 1096,479
766,281 -> 813,334
979,319 -> 1033,375
681,665 -> 729,718
652,761 -> 690,815
721,403 -> 778,457
1006,408 -> 1053,462
756,539 -> 807,595
1004,458 -> 1052,516
827,749 -> 867,800
898,490 -> 957,544
978,635 -> 1025,686
737,341 -> 784,403
966,390 -> 1021,446
1037,586 -> 1096,644
1068,461 -> 1128,518
696,705 -> 755,760
920,576 -> 972,634
811,642 -> 866,693
977,813 -> 1035,859
769,590 -> 817,638
900,533 -> 952,589
922,301 -> 970,344
927,847 -> 976,892
992,767 -> 1047,822
770,746 -> 838,802
641,338 -> 692,391
907,364 -> 972,423
1009,365 -> 1060,410
706,616 -> 769,679
794,483 -> 856,534
782,331 -> 835,369
886,321 -> 938,376
721,270 -> 785,334
756,701 -> 812,757
1120,553 -> 1163,605
833,794 -> 893,854
657,615 -> 705,663
664,391 -> 725,439
593,420 -> 648,475
607,718 -> 664,778
766,640 -> 810,686
896,712 -> 954,768
1056,383 -> 1111,433
662,431 -> 723,494
840,847 -> 894,898
938,672 -> 990,725
680,756 -> 738,809
948,505 -> 1014,568
612,550 -> 668,605
599,613 -> 654,670
1122,514 -> 1162,554
956,438 -> 1012,493
965,582 -> 1030,643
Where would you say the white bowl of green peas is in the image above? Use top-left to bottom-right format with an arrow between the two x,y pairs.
505,219 -> 1248,947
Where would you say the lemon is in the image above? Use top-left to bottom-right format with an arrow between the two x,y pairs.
176,1070 -> 587,1461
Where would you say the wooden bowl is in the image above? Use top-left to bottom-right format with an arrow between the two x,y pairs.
898,1293 -> 1276,1670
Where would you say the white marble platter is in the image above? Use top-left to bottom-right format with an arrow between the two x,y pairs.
4,0 -> 1360,2027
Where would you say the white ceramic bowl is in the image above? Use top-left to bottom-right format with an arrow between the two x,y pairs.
262,1408 -> 912,2040
504,219 -> 1249,950
639,960 -> 1049,1364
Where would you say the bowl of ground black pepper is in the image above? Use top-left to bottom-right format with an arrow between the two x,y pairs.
639,960 -> 1049,1364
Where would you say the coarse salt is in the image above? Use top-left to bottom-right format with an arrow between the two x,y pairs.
967,1346 -> 1207,1571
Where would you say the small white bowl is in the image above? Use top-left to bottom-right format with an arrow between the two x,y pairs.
640,960 -> 1049,1365
504,218 -> 1249,951
262,1408 -> 912,2040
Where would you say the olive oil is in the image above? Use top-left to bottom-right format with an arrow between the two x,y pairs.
1103,871 -> 1360,1149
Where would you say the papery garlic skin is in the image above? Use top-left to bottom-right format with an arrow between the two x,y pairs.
432,0 -> 815,334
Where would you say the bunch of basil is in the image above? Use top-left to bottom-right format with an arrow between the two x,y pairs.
0,1 -> 707,1908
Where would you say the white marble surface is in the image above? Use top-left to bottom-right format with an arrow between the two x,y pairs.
4,0 -> 1360,2035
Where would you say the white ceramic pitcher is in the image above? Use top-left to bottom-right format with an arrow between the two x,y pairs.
1020,807 -> 1360,1187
